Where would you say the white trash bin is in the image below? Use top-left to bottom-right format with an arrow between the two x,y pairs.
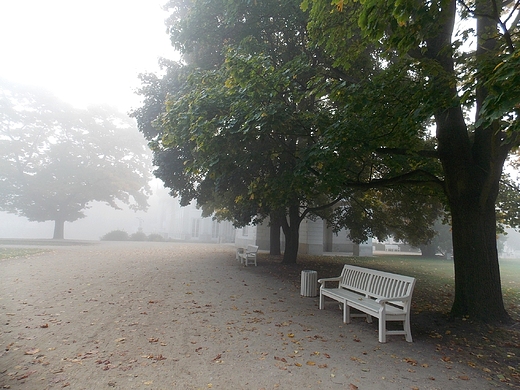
300,270 -> 318,297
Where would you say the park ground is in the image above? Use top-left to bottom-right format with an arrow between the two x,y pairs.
0,241 -> 519,389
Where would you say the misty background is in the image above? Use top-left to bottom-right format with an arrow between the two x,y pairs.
0,1 -> 178,240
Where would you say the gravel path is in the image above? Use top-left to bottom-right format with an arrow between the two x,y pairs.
0,241 -> 506,389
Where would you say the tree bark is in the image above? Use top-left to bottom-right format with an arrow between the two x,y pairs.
449,189 -> 509,321
53,218 -> 65,239
269,214 -> 282,255
280,204 -> 302,264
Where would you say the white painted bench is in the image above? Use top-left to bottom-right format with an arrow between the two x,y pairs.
318,265 -> 415,342
237,245 -> 258,266
385,244 -> 400,252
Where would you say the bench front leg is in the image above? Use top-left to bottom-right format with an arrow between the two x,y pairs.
343,301 -> 350,324
378,307 -> 387,343
404,313 -> 413,342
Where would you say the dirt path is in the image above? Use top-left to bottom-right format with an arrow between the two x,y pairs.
0,242 -> 507,389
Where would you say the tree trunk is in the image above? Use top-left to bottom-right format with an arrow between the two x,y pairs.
437,104 -> 510,321
448,189 -> 509,322
53,218 -> 65,239
353,243 -> 360,256
280,204 -> 302,264
420,244 -> 437,258
269,212 -> 282,255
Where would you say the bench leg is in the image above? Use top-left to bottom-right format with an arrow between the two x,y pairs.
379,314 -> 386,343
319,292 -> 324,310
343,302 -> 350,324
404,317 -> 413,342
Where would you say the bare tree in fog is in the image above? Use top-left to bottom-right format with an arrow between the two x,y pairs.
0,79 -> 152,239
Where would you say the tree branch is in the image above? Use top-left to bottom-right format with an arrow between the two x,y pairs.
376,147 -> 440,159
344,169 -> 444,189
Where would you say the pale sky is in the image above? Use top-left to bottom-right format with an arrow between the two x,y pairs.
0,0 -> 176,111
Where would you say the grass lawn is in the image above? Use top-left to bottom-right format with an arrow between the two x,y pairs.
260,252 -> 520,386
0,247 -> 49,260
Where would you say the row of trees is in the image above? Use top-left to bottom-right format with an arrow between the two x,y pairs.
133,0 -> 519,322
0,79 -> 152,239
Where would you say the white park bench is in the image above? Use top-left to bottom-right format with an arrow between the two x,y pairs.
318,265 -> 416,343
384,244 -> 400,251
237,245 -> 259,266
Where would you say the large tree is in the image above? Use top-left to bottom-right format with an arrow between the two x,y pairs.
0,80 -> 151,239
135,0 -> 348,263
135,0 -> 446,263
303,0 -> 520,322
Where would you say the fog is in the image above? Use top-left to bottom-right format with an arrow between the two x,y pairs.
0,2 -> 182,241
0,183 -> 174,241
0,1 -> 174,111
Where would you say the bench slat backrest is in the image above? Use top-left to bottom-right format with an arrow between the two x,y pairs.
246,245 -> 258,254
340,266 -> 372,293
339,265 -> 416,308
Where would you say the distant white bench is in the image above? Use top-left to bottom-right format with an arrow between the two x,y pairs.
237,245 -> 258,266
385,244 -> 400,252
318,265 -> 415,342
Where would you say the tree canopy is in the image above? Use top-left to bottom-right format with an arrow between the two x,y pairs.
0,79 -> 152,239
134,0 -> 447,263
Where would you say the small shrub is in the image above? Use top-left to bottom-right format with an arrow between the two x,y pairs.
100,230 -> 129,241
129,231 -> 147,241
148,233 -> 165,242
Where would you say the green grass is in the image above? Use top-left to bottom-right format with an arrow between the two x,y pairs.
0,247 -> 49,260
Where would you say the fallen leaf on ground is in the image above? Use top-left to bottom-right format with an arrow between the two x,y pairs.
24,348 -> 40,355
404,357 -> 418,366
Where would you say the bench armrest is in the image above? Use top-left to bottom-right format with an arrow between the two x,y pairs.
318,277 -> 341,287
375,296 -> 411,304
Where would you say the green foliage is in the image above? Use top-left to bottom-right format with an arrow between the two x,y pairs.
327,186 -> 445,245
476,51 -> 520,136
497,174 -> 520,231
129,231 -> 148,241
147,233 -> 165,242
100,230 -> 129,241
134,0 -> 450,261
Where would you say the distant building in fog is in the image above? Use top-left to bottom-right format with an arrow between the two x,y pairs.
235,215 -> 372,256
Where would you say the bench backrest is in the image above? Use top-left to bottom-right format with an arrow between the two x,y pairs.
339,265 -> 415,307
246,245 -> 259,254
